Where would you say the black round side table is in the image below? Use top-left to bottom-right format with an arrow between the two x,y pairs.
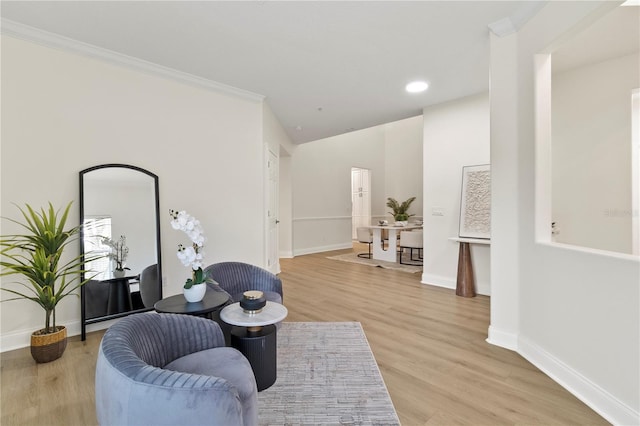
154,288 -> 230,320
219,301 -> 288,391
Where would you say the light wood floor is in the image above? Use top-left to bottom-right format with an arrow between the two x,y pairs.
1,244 -> 608,425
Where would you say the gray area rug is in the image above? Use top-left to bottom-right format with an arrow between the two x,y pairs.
257,322 -> 400,425
327,252 -> 422,274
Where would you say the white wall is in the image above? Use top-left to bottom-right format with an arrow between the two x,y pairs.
263,102 -> 296,157
552,53 -> 638,254
291,116 -> 423,255
292,125 -> 385,254
384,117 -> 424,215
279,155 -> 293,258
490,2 -> 639,424
1,35 -> 269,348
422,93 -> 491,294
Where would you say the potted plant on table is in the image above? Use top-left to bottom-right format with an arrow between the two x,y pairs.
102,235 -> 130,277
0,202 -> 99,363
169,209 -> 207,302
386,196 -> 416,226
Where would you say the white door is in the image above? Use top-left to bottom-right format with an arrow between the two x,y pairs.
267,149 -> 280,273
351,167 -> 371,239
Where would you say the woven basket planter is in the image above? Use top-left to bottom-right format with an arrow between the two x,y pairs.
30,326 -> 67,363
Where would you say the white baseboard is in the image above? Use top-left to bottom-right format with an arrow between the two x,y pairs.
294,243 -> 353,256
421,272 -> 491,296
486,325 -> 518,351
519,336 -> 639,426
1,327 -> 33,352
279,251 -> 294,259
475,282 -> 491,296
421,272 -> 456,290
1,319 -> 115,353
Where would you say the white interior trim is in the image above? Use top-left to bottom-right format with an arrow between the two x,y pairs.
293,243 -> 353,256
0,18 -> 265,103
293,216 -> 353,222
519,336 -> 640,426
632,88 -> 639,256
486,326 -> 518,351
1,319 -> 115,352
421,273 -> 456,290
533,52 -> 640,260
536,241 -> 640,262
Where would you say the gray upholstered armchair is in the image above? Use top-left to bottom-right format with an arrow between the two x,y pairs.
95,312 -> 258,426
204,262 -> 283,304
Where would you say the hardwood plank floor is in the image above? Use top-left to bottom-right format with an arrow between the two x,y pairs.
1,245 -> 608,425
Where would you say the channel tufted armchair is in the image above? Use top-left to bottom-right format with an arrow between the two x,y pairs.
204,262 -> 283,304
95,312 -> 258,426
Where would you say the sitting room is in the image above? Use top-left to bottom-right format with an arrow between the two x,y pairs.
1,1 -> 638,425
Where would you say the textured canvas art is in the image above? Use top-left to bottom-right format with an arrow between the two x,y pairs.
459,164 -> 491,239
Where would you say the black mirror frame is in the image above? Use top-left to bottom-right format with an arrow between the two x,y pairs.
79,163 -> 162,340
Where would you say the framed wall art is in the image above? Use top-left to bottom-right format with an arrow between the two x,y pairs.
458,164 -> 491,239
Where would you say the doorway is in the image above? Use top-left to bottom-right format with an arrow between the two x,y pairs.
266,148 -> 279,273
351,167 -> 371,239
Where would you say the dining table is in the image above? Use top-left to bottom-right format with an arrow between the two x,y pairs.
365,223 -> 423,262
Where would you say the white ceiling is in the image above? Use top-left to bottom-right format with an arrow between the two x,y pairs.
2,1 -> 546,144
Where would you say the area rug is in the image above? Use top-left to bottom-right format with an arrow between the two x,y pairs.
327,252 -> 422,274
257,322 -> 400,425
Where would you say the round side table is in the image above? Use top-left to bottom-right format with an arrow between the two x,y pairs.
154,288 -> 230,320
220,301 -> 288,391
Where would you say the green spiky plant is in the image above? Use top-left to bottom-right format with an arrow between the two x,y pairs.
0,202 -> 99,334
386,196 -> 416,221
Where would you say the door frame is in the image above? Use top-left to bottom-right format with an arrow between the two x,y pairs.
265,146 -> 280,274
351,167 -> 372,239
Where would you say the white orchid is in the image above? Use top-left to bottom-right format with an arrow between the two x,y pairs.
102,235 -> 130,271
170,209 -> 207,288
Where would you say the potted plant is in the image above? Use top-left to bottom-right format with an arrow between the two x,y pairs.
386,196 -> 416,225
102,235 -> 130,277
0,202 -> 98,363
169,209 -> 207,302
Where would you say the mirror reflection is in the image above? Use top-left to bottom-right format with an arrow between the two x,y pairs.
551,5 -> 639,255
80,164 -> 162,339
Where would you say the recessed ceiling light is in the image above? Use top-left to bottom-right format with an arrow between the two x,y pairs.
406,81 -> 429,93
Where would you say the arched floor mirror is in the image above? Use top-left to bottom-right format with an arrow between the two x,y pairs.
80,164 -> 162,340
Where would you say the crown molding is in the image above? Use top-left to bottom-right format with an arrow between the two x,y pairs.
0,18 -> 265,103
488,1 -> 547,37
488,17 -> 517,37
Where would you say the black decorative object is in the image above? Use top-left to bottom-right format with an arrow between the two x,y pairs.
240,290 -> 266,313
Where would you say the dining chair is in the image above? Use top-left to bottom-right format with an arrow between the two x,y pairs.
399,230 -> 423,265
356,227 -> 373,258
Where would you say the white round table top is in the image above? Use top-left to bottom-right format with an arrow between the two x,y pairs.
220,301 -> 288,327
